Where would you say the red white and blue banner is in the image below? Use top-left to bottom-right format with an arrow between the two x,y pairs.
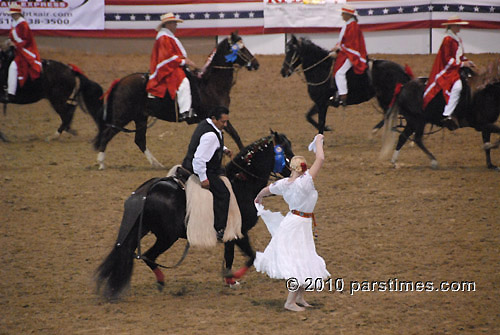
1,1 -> 499,37
0,0 -> 104,30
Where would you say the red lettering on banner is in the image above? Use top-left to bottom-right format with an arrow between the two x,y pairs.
267,0 -> 303,3
11,2 -> 69,9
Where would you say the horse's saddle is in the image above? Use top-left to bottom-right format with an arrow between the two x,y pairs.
145,69 -> 201,123
329,67 -> 375,106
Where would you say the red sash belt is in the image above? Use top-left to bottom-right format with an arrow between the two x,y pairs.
291,210 -> 318,238
291,210 -> 316,225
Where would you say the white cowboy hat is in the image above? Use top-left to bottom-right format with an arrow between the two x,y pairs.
441,16 -> 469,26
6,3 -> 22,15
341,5 -> 357,16
156,12 -> 183,31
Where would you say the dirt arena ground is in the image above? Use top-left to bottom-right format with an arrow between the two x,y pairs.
1,42 -> 499,335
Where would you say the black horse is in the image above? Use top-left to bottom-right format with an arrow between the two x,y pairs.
95,131 -> 294,300
0,46 -> 103,140
280,35 -> 412,134
93,32 -> 259,170
381,68 -> 500,170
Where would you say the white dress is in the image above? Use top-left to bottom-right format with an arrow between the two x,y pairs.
254,171 -> 330,286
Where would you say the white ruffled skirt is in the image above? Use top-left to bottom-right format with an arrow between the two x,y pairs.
254,204 -> 330,286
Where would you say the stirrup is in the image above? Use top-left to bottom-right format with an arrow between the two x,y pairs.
329,92 -> 340,107
178,108 -> 198,122
442,116 -> 458,130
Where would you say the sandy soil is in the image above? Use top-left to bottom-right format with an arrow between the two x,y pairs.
1,45 -> 499,335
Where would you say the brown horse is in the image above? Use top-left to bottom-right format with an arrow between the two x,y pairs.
0,46 -> 103,141
93,32 -> 259,170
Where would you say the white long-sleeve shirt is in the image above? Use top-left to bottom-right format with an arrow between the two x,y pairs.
192,118 -> 227,181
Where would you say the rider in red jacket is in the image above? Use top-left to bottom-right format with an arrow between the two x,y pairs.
330,5 -> 367,107
4,3 -> 42,102
423,16 -> 475,129
146,12 -> 198,122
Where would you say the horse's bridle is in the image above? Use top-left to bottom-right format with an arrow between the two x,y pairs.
212,39 -> 256,70
284,43 -> 333,86
230,135 -> 290,181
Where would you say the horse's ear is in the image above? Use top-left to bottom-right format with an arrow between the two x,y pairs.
270,128 -> 277,136
291,35 -> 297,43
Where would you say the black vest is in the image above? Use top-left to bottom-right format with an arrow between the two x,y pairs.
182,119 -> 224,175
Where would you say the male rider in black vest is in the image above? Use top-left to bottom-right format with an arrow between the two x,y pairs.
182,106 -> 232,242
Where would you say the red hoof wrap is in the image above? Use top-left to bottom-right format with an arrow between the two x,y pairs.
225,277 -> 237,285
232,266 -> 249,279
153,268 -> 165,283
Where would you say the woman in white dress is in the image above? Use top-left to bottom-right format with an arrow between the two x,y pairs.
254,134 -> 330,312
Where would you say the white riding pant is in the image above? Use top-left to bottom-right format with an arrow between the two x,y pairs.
443,79 -> 462,117
177,77 -> 192,114
335,58 -> 352,95
7,61 -> 18,95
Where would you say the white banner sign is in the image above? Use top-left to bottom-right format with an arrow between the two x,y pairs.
264,0 -> 346,28
0,0 -> 104,30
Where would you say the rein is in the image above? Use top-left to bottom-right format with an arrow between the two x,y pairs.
287,49 -> 334,86
230,136 -> 274,181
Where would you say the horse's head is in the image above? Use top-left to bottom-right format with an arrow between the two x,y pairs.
281,35 -> 302,78
467,60 -> 500,93
0,46 -> 14,70
225,131 -> 294,183
460,66 -> 476,81
0,46 -> 14,83
224,32 -> 259,71
271,130 -> 294,177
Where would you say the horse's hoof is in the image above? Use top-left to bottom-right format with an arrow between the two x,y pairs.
324,126 -> 332,132
98,163 -> 106,170
156,281 -> 165,292
46,131 -> 61,142
483,141 -> 500,150
224,277 -> 240,288
431,160 -> 439,169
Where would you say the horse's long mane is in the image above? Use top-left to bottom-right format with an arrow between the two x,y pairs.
299,38 -> 329,58
200,37 -> 231,80
225,135 -> 274,178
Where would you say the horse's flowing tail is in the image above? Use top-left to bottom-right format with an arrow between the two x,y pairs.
92,79 -> 120,151
94,218 -> 140,300
73,72 -> 105,133
380,102 -> 400,160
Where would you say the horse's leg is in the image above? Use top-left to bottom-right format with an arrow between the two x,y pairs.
306,104 -> 321,131
134,118 -> 163,168
0,130 -> 9,142
141,236 -> 179,291
223,240 -> 236,285
391,124 -> 414,167
481,130 -> 498,170
96,126 -> 121,170
413,125 -> 438,169
46,103 -> 77,142
371,119 -> 385,136
224,234 -> 255,286
224,121 -> 244,150
316,103 -> 329,134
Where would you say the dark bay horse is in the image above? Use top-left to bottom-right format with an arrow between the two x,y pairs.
381,68 -> 500,170
0,46 -> 103,140
93,32 -> 259,170
95,131 -> 294,300
280,35 -> 412,134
